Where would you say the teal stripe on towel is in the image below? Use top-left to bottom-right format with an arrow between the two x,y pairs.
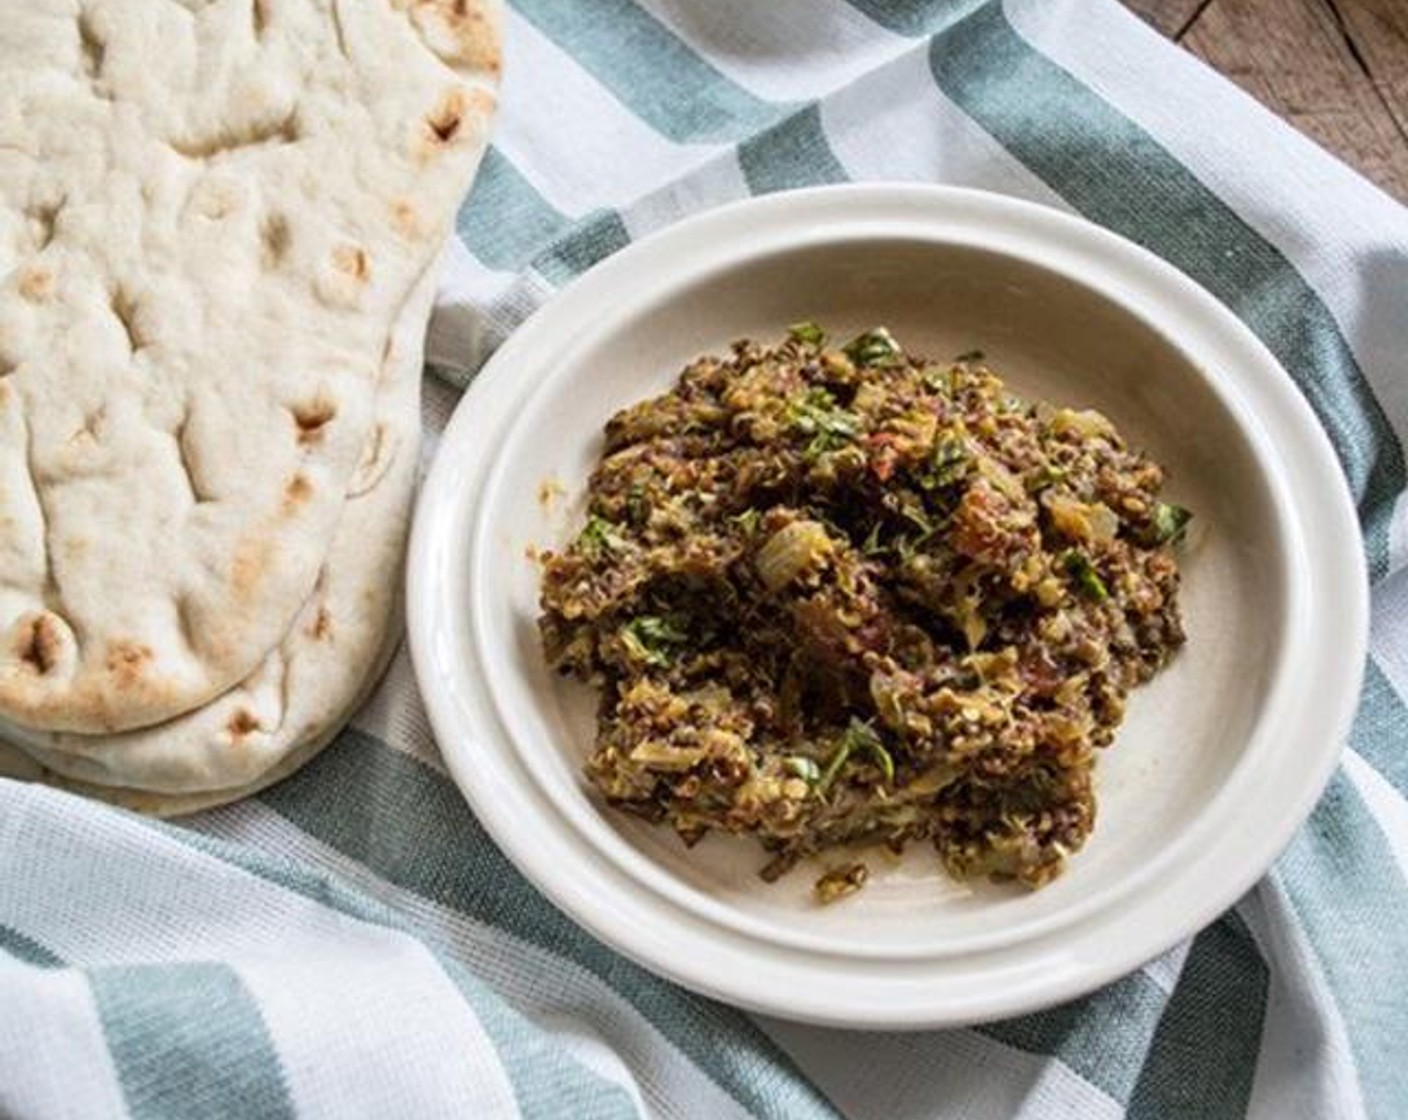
982,967 -> 1170,1102
89,962 -> 296,1120
738,105 -> 851,194
510,0 -> 789,143
458,147 -> 572,273
1351,658 -> 1408,796
1126,913 -> 1269,1120
1277,774 -> 1408,1120
0,924 -> 63,969
843,0 -> 986,37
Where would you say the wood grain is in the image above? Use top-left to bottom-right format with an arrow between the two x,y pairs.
1120,0 -> 1208,38
1334,0 -> 1408,137
1177,0 -> 1408,200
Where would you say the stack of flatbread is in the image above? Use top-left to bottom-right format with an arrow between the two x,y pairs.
0,0 -> 500,813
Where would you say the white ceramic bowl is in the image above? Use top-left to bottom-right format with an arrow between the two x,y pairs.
408,185 -> 1366,1028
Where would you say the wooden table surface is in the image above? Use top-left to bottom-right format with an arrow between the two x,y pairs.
1122,0 -> 1408,203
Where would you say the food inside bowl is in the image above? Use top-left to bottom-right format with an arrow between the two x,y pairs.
538,326 -> 1189,897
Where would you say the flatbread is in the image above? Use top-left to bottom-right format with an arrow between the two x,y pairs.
0,252 -> 437,796
0,711 -> 343,816
0,0 -> 500,732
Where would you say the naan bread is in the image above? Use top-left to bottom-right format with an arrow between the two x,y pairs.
0,0 -> 499,732
0,714 -> 339,816
0,253 -> 437,796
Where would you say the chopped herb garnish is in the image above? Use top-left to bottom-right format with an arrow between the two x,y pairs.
842,327 -> 901,368
730,507 -> 762,534
1028,464 -> 1067,492
806,428 -> 852,460
898,496 -> 935,536
787,387 -> 861,460
1062,550 -> 1109,601
788,321 -> 827,348
624,484 -> 650,526
921,366 -> 955,395
578,514 -> 622,556
783,756 -> 822,783
818,737 -> 852,791
867,740 -> 896,784
1148,502 -> 1192,545
787,386 -> 837,426
861,522 -> 884,556
919,436 -> 967,490
620,615 -> 689,666
820,719 -> 894,791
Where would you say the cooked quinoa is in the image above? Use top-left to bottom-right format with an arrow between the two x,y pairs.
539,325 -> 1188,896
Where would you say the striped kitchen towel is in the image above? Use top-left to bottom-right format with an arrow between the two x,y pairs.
4,1 -> 1407,1117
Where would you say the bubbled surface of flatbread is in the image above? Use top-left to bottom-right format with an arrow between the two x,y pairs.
0,0 -> 500,732
1,251 -> 438,796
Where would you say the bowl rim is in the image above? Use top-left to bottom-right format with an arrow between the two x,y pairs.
408,184 -> 1367,1028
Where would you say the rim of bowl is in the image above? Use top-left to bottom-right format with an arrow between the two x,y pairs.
409,184 -> 1366,1028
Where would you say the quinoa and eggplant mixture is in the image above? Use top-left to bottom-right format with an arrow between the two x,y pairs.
538,326 -> 1189,899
